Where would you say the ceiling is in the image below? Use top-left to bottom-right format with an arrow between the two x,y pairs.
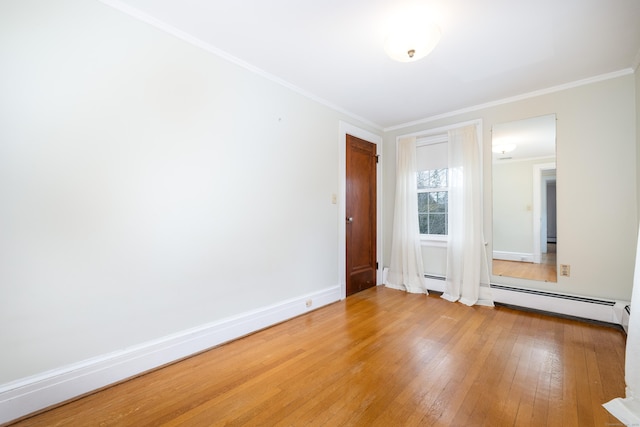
105,0 -> 640,129
492,114 -> 556,163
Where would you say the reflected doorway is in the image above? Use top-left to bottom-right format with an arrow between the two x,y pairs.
493,163 -> 556,282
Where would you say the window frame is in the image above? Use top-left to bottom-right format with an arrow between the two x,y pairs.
416,135 -> 449,245
417,170 -> 449,242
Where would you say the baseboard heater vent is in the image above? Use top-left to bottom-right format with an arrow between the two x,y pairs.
490,283 -> 615,306
623,305 -> 631,333
490,283 -> 626,326
423,274 -> 446,293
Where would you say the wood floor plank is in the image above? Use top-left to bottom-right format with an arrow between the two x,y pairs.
8,287 -> 626,427
478,311 -> 521,426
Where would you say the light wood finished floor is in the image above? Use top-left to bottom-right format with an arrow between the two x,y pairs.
492,259 -> 558,282
10,286 -> 626,427
493,244 -> 558,282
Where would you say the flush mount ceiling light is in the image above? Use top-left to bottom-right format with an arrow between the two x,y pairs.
384,24 -> 442,62
492,144 -> 517,154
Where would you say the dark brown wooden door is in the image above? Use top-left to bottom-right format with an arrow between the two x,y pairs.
346,134 -> 377,296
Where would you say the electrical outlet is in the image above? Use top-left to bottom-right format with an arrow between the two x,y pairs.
560,264 -> 570,277
305,299 -> 313,308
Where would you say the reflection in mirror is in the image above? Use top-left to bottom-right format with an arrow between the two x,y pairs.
492,114 -> 557,282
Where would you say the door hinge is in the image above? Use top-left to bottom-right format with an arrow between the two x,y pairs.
376,262 -> 379,270
375,155 -> 380,164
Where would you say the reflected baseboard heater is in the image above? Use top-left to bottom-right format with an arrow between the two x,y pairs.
383,269 -> 629,330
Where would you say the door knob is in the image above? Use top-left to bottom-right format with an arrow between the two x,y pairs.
346,217 -> 353,223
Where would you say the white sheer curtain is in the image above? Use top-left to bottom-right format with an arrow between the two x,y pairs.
386,137 -> 427,294
604,226 -> 640,425
442,125 -> 493,306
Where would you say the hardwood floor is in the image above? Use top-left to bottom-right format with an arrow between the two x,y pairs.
492,259 -> 557,282
493,244 -> 558,282
10,286 -> 626,426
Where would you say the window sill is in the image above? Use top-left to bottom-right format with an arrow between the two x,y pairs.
419,235 -> 448,248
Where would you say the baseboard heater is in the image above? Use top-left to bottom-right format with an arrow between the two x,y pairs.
623,305 -> 631,333
490,283 -> 628,328
414,272 -> 628,328
490,283 -> 615,305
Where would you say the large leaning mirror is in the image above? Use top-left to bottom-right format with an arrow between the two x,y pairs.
492,114 -> 557,282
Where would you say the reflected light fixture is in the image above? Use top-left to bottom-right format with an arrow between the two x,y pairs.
384,24 -> 441,62
492,144 -> 517,155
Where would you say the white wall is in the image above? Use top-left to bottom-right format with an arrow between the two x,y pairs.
0,0 -> 376,385
384,74 -> 638,301
637,67 -> 640,216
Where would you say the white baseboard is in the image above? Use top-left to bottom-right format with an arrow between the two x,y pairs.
493,251 -> 534,263
0,286 -> 341,425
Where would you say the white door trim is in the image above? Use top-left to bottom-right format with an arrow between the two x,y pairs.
532,162 -> 556,264
338,122 -> 383,299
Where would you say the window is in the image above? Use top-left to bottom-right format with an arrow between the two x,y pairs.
417,169 -> 448,235
416,136 -> 448,237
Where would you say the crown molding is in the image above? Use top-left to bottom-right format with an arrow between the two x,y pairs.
99,0 -> 382,131
385,68 -> 634,132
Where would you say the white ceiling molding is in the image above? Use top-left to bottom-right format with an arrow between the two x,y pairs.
384,69 -> 634,133
99,0 -> 383,131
